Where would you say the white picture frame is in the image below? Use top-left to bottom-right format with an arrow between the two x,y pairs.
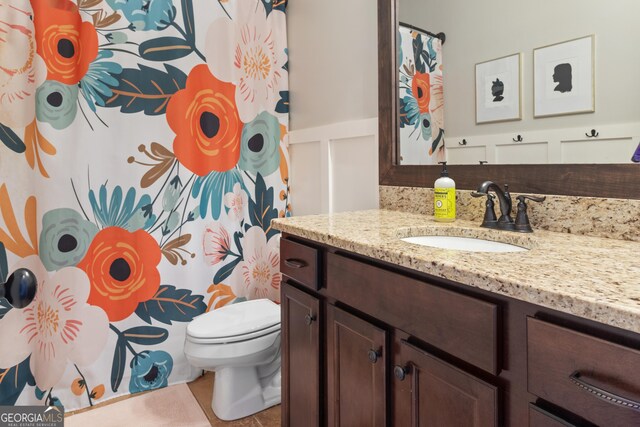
475,53 -> 522,124
534,35 -> 595,118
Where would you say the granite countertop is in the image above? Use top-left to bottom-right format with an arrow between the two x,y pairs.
272,209 -> 640,334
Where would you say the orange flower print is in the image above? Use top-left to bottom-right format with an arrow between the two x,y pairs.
77,227 -> 161,322
32,0 -> 99,84
412,72 -> 431,114
166,64 -> 242,176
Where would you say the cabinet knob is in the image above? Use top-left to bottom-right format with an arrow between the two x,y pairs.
304,313 -> 316,326
368,349 -> 381,364
394,365 -> 408,381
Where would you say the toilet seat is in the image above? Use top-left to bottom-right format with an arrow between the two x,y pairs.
186,299 -> 280,345
186,323 -> 281,344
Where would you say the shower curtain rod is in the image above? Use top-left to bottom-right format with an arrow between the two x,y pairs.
399,21 -> 446,45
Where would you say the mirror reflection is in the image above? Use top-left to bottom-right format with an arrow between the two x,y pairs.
397,0 -> 640,166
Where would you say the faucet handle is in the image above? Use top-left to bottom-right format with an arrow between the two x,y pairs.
516,195 -> 546,203
514,195 -> 545,233
471,192 -> 498,228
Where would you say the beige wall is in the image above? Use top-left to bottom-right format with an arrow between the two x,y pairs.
287,0 -> 378,130
399,0 -> 640,138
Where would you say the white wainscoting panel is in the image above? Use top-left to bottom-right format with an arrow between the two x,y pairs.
495,141 -> 549,164
330,135 -> 379,213
289,141 -> 325,215
447,122 -> 640,165
560,137 -> 638,164
446,145 -> 487,165
289,118 -> 379,215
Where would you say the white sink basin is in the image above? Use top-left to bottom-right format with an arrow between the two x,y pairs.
401,235 -> 528,253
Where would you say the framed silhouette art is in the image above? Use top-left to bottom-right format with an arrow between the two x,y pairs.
534,35 -> 595,118
475,53 -> 522,124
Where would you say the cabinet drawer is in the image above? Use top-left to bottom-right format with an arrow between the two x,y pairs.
326,253 -> 499,374
528,404 -> 576,427
527,317 -> 640,426
280,238 -> 320,291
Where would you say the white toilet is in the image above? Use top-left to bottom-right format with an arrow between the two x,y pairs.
184,299 -> 281,421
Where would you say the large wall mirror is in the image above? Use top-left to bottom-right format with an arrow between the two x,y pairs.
378,0 -> 640,198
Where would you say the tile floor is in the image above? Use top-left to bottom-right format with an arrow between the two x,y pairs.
188,372 -> 281,427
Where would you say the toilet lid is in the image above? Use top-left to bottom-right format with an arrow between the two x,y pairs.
187,299 -> 280,340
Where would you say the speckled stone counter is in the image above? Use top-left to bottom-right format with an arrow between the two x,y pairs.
272,209 -> 640,334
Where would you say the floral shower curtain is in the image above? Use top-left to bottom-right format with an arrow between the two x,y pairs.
0,0 -> 289,410
398,24 -> 445,165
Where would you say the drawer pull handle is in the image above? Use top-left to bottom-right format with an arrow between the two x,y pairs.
304,313 -> 316,326
394,365 -> 409,381
284,259 -> 307,269
569,371 -> 640,412
368,349 -> 381,364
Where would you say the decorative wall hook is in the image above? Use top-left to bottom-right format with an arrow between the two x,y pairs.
513,135 -> 523,142
585,129 -> 599,138
459,139 -> 467,146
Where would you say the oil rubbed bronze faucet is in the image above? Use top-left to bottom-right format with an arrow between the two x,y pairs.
471,181 -> 545,233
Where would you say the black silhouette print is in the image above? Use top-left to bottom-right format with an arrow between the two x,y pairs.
553,63 -> 572,93
491,78 -> 504,102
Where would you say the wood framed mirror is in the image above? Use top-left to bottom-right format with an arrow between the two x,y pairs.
377,0 -> 640,199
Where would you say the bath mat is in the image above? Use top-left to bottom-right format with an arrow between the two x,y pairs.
65,383 -> 210,427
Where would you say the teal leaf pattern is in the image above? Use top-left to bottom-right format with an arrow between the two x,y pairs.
138,37 -> 194,62
0,358 -> 35,405
192,169 -> 245,220
413,34 -> 426,74
262,0 -> 287,15
275,91 -> 289,114
0,124 -> 26,154
34,386 -> 46,400
110,337 -> 127,392
249,173 -> 279,239
99,64 -> 187,116
89,185 -> 155,231
105,0 -> 176,31
80,50 -> 122,113
213,256 -> 241,285
135,285 -> 206,325
181,0 -> 195,42
122,326 -> 169,345
0,241 -> 7,283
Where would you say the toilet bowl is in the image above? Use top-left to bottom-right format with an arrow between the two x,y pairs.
184,299 -> 281,421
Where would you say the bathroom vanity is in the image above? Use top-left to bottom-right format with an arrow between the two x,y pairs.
273,210 -> 640,426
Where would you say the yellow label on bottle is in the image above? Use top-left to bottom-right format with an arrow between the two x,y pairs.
434,188 -> 456,219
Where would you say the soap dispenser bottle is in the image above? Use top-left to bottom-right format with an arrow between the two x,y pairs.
434,162 -> 456,222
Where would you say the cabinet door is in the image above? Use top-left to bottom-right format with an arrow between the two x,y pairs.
327,304 -> 387,426
392,338 -> 498,427
281,281 -> 321,427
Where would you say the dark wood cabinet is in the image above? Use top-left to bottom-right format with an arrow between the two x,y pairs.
528,405 -> 577,427
527,317 -> 640,426
326,304 -> 387,426
281,281 -> 321,427
279,236 -> 640,426
392,338 -> 498,426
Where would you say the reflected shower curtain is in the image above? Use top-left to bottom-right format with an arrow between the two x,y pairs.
398,25 -> 445,165
0,0 -> 290,410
